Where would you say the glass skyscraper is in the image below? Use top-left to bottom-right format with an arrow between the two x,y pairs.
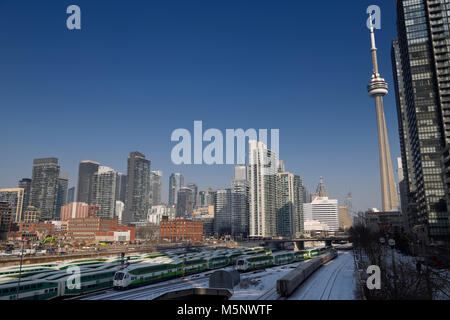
56,172 -> 69,220
214,188 -> 232,237
231,166 -> 249,238
115,173 -> 127,203
168,173 -> 184,206
393,0 -> 450,240
150,171 -> 162,206
124,152 -> 151,223
30,158 -> 60,221
18,178 -> 32,215
92,166 -> 117,219
76,160 -> 99,204
176,187 -> 193,218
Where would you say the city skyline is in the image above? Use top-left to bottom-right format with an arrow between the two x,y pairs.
0,1 -> 449,304
0,1 -> 402,212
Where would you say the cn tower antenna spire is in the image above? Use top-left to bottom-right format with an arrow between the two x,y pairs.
366,12 -> 399,212
369,14 -> 380,77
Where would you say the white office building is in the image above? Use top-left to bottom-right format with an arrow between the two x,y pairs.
302,197 -> 339,232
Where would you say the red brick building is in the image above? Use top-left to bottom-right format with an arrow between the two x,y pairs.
13,222 -> 56,241
19,221 -> 55,235
67,217 -> 135,242
159,217 -> 203,242
67,217 -> 118,241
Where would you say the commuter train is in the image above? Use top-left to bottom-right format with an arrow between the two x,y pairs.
0,246 -> 269,299
0,266 -> 121,300
235,246 -> 333,272
0,246 -> 334,298
277,250 -> 338,297
113,252 -> 242,289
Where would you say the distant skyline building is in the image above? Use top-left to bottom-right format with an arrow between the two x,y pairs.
18,178 -> 31,215
338,205 -> 353,231
367,14 -> 399,212
199,189 -> 215,207
76,160 -> 99,204
150,171 -> 162,206
92,166 -> 117,219
231,166 -> 249,238
169,173 -> 184,205
303,197 -> 339,232
56,172 -> 69,220
344,192 -> 354,219
312,177 -> 328,200
30,157 -> 60,221
234,166 -> 248,181
275,172 -> 304,237
215,188 -> 232,237
248,140 -> 278,237
124,152 -> 151,223
276,172 -> 295,237
176,187 -> 193,218
0,202 -> 13,237
0,188 -> 24,223
277,160 -> 286,173
67,187 -> 75,204
303,188 -> 311,204
293,175 -> 305,236
392,0 -> 450,240
115,173 -> 127,204
186,183 -> 198,209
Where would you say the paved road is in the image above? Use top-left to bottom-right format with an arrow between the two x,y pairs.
288,251 -> 356,300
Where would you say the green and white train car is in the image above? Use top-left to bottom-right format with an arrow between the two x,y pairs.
0,279 -> 59,300
272,251 -> 295,265
113,260 -> 183,289
236,247 -> 334,272
0,265 -> 121,300
236,255 -> 274,270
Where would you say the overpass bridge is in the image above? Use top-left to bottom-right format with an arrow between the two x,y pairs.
248,236 -> 350,251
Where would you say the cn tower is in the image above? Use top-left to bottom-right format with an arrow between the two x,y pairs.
367,15 -> 399,212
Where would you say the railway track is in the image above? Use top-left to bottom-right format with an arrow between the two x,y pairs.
257,287 -> 281,300
79,275 -> 210,300
288,252 -> 353,300
319,258 -> 347,300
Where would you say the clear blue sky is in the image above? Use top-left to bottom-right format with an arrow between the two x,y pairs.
0,0 -> 400,212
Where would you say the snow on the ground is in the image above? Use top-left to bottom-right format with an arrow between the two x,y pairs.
288,251 -> 356,300
230,263 -> 302,300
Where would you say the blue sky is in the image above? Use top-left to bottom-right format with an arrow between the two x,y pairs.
0,0 -> 400,212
